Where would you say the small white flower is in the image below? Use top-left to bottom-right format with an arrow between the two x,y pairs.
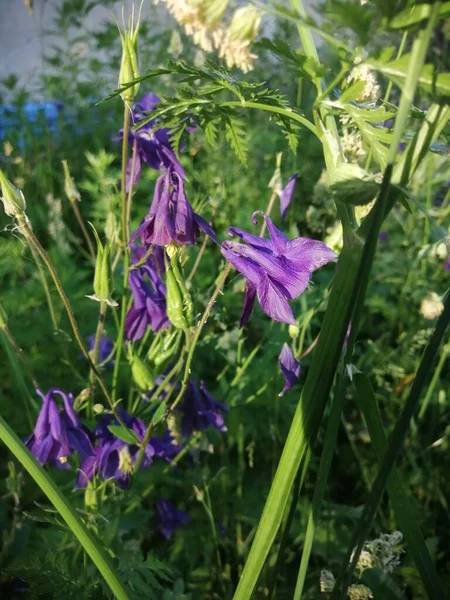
421,293 -> 444,320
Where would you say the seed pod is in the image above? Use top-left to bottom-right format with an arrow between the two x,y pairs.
165,253 -> 189,330
90,225 -> 111,302
84,480 -> 98,511
118,5 -> 141,103
61,160 -> 81,203
0,169 -> 26,217
131,354 -> 155,391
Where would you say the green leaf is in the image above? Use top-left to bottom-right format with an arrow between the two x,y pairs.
339,80 -> 366,103
368,55 -> 450,98
389,2 -> 450,29
151,402 -> 167,426
225,118 -> 248,165
353,373 -> 446,600
330,164 -> 381,206
108,424 -> 140,445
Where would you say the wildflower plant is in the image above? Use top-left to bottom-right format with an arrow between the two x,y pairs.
0,1 -> 449,599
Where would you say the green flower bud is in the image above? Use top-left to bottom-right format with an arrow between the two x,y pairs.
288,324 -> 300,339
118,4 -> 142,103
151,330 -> 181,366
165,249 -> 192,330
84,480 -> 98,511
131,354 -> 154,391
88,225 -> 117,306
61,160 -> 81,203
0,169 -> 26,217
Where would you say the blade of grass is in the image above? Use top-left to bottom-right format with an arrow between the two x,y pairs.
0,412 -> 130,600
332,292 -> 450,599
293,377 -> 346,600
353,372 -> 445,599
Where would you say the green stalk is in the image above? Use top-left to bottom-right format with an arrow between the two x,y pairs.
232,245 -> 361,599
333,293 -> 449,598
112,105 -> 132,402
418,343 -> 449,419
353,373 -> 445,600
89,301 -> 108,392
0,413 -> 130,600
293,378 -> 346,600
27,240 -> 58,331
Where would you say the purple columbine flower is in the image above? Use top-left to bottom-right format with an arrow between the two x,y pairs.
278,343 -> 301,396
155,499 -> 190,540
125,246 -> 170,341
279,173 -> 298,220
76,410 -> 179,489
130,169 -> 216,247
116,92 -> 186,191
26,388 -> 94,467
181,381 -> 228,437
221,212 -> 337,327
87,334 -> 114,369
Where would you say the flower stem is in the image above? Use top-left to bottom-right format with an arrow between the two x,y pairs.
0,413 -> 130,600
70,198 -> 96,261
112,105 -> 132,402
89,301 -> 108,398
17,216 -> 119,418
0,321 -> 39,391
259,189 -> 278,237
170,264 -> 232,413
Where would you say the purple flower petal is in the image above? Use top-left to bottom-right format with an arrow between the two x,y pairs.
240,282 -> 257,328
278,343 -> 301,396
257,276 -> 297,325
279,173 -> 298,219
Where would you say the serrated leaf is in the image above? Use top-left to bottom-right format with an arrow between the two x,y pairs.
225,119 -> 248,165
339,80 -> 367,104
108,424 -> 140,445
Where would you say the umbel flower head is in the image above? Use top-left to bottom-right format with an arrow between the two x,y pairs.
278,343 -> 301,396
221,212 -> 336,327
130,169 -> 216,247
181,381 -> 228,436
116,92 -> 186,190
26,388 -> 94,467
125,246 -> 170,341
155,499 -> 190,539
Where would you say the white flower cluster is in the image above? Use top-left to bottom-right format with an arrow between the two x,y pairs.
421,293 -> 444,320
347,584 -> 373,600
155,0 -> 261,72
347,63 -> 380,104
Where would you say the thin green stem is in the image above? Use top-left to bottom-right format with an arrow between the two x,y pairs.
170,264 -> 232,412
0,413 -> 130,600
112,105 -> 132,402
27,241 -> 58,330
70,199 -> 96,261
333,292 -> 449,599
1,323 -> 39,391
418,343 -> 449,419
17,216 -> 119,419
89,301 -> 108,401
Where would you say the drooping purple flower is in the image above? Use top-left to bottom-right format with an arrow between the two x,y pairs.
76,409 -> 178,489
130,169 -> 216,247
125,246 -> 170,341
278,343 -> 301,396
155,499 -> 190,540
87,334 -> 114,369
181,381 -> 228,437
221,212 -> 337,327
26,388 -> 94,467
279,173 -> 298,219
116,92 -> 186,190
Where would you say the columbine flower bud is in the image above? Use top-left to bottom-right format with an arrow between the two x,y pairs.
61,160 -> 81,203
131,354 -> 155,390
84,480 -> 98,511
87,225 -> 117,307
164,246 -> 192,330
0,169 -> 26,217
118,4 -> 142,103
